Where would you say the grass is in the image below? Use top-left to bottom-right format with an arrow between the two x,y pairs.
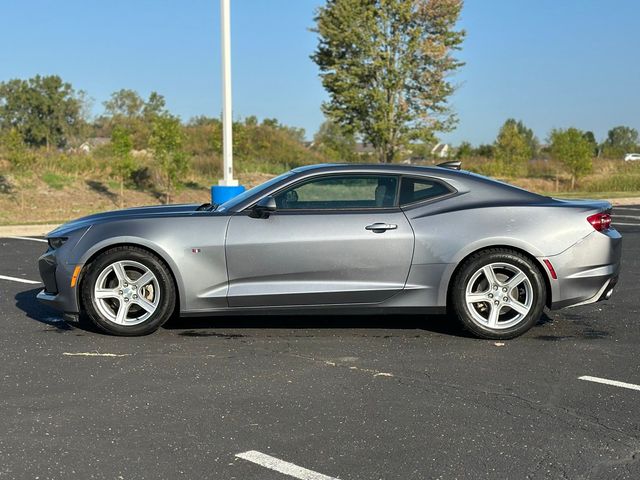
583,174 -> 640,192
42,171 -> 71,190
541,191 -> 640,199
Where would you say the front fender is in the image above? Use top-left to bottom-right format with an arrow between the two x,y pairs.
72,234 -> 188,312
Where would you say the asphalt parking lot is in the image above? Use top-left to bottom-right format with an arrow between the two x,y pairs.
1,207 -> 639,480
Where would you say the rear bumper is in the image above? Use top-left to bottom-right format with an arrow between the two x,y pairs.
544,228 -> 622,309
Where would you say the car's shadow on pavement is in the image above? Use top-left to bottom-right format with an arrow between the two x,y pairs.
163,313 -> 473,338
14,288 -> 103,333
14,288 -> 74,331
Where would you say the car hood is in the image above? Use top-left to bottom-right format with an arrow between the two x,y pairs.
47,204 -> 201,237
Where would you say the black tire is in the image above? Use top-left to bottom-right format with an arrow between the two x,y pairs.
80,246 -> 176,336
451,248 -> 546,340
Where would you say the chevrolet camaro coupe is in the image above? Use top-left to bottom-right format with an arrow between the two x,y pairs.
38,163 -> 621,339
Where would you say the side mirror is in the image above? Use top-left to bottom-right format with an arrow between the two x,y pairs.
251,196 -> 277,218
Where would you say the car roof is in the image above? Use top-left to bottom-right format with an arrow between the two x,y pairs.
291,162 -> 467,178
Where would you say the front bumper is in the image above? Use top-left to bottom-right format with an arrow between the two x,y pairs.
37,247 -> 81,313
545,228 -> 622,309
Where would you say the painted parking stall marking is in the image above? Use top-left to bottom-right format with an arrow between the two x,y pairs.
612,208 -> 640,227
236,450 -> 339,480
0,274 -> 41,285
63,352 -> 131,357
579,375 -> 640,392
4,236 -> 48,243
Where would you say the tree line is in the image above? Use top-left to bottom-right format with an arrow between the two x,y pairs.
0,76 -> 324,203
455,119 -> 640,189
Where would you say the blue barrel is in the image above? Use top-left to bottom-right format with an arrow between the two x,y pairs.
211,185 -> 245,204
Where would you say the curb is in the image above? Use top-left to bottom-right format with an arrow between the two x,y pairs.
0,224 -> 59,237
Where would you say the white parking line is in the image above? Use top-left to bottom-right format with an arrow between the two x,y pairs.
612,215 -> 640,219
0,274 -> 41,285
612,222 -> 640,226
4,236 -> 47,243
615,206 -> 640,211
579,375 -> 640,392
236,451 -> 339,480
63,352 -> 131,357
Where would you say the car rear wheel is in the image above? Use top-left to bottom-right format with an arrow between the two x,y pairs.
451,249 -> 546,339
81,246 -> 176,336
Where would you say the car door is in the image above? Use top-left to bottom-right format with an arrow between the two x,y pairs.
225,174 -> 414,307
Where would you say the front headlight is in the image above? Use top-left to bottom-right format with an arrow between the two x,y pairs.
48,237 -> 68,250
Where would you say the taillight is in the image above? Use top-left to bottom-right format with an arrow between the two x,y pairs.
587,213 -> 612,232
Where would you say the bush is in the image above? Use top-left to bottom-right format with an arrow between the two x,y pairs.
0,175 -> 14,194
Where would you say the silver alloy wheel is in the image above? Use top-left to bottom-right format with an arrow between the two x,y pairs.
464,262 -> 533,330
93,260 -> 160,326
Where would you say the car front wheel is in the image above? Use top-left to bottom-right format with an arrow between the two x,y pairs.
451,249 -> 547,339
81,246 -> 176,336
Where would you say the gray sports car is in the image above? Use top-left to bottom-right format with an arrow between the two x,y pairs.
38,163 -> 621,339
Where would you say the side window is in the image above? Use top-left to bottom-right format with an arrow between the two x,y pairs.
274,175 -> 398,210
399,177 -> 452,205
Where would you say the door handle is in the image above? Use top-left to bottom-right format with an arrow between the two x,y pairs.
365,223 -> 398,232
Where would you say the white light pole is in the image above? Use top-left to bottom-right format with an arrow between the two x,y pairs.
219,0 -> 238,186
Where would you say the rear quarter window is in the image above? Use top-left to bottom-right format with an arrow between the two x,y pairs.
399,177 -> 452,205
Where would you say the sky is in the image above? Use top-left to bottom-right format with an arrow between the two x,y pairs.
0,0 -> 639,145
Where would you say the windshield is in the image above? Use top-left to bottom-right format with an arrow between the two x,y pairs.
216,171 -> 294,211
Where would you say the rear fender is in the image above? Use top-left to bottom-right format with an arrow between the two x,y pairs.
436,238 -> 546,306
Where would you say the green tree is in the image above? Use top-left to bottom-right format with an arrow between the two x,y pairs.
455,141 -> 473,159
103,89 -> 167,148
104,89 -> 145,118
110,125 -> 136,208
494,120 -> 530,176
185,117 -> 222,158
142,91 -> 167,121
474,144 -> 494,158
602,126 -> 639,158
312,0 -> 465,163
150,115 -> 188,204
0,75 -> 86,148
1,128 -> 35,210
261,118 -> 280,129
550,127 -> 593,189
502,119 -> 538,158
2,128 -> 33,171
313,120 -> 357,162
582,131 -> 598,156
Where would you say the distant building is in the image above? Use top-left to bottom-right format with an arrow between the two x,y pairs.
354,142 -> 376,155
77,137 -> 110,153
430,143 -> 450,158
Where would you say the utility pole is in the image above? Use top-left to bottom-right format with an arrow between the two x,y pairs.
212,0 -> 243,203
219,0 -> 237,186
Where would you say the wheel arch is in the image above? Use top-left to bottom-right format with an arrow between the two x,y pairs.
444,244 -> 553,309
76,240 -> 184,313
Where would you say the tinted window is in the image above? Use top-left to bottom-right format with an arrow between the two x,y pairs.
274,175 -> 398,210
217,171 -> 293,211
399,177 -> 451,205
